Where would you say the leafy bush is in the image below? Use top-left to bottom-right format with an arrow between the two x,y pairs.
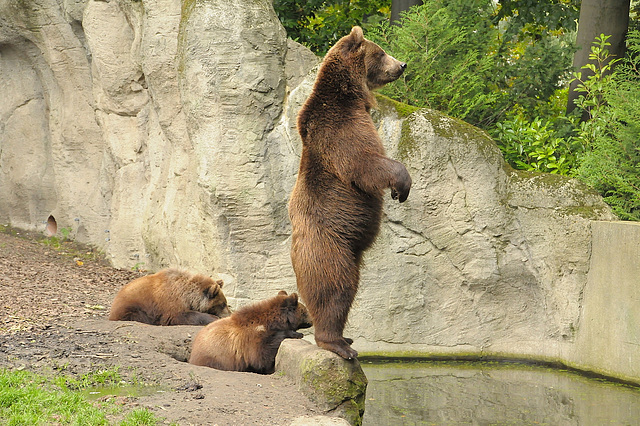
366,0 -> 576,129
573,31 -> 640,221
492,32 -> 576,122
272,0 -> 325,41
273,0 -> 390,54
570,34 -> 622,121
493,116 -> 572,174
367,0 -> 499,127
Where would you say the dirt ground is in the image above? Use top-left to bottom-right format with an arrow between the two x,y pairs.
0,228 -> 323,425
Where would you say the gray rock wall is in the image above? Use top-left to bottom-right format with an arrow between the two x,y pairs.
351,100 -> 615,358
569,221 -> 640,383
0,0 -> 107,245
0,0 -> 616,361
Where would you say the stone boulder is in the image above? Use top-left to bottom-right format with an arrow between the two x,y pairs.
276,339 -> 368,425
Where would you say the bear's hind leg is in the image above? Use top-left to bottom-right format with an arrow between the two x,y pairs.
292,230 -> 361,360
315,317 -> 359,360
301,263 -> 359,359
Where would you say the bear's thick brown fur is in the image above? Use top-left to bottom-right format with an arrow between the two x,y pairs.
288,26 -> 411,360
109,268 -> 230,326
188,291 -> 312,374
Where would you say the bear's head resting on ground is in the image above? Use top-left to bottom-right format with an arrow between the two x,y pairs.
175,270 -> 229,316
188,290 -> 312,374
109,268 -> 231,326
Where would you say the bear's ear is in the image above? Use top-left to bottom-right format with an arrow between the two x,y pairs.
283,293 -> 299,309
215,279 -> 224,288
278,290 -> 288,296
205,285 -> 220,299
343,26 -> 364,53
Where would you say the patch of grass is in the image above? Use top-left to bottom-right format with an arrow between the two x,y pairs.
55,367 -> 124,391
131,262 -> 146,272
0,224 -> 20,238
119,408 -> 160,425
41,236 -> 105,264
39,226 -> 73,250
0,368 -> 163,425
0,369 -> 109,425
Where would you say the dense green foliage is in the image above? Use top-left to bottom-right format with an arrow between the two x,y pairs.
493,0 -> 580,35
368,1 -> 498,126
273,0 -> 390,54
572,32 -> 640,220
492,116 -> 574,174
367,0 -> 576,129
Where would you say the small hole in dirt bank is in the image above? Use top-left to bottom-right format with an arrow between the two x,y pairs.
157,340 -> 192,363
46,215 -> 57,236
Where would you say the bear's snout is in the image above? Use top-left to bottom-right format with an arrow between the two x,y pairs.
388,56 -> 406,80
389,62 -> 406,81
394,59 -> 407,73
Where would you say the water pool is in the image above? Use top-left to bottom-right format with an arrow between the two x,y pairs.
361,359 -> 640,425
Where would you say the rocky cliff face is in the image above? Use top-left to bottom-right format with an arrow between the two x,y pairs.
0,0 -> 615,356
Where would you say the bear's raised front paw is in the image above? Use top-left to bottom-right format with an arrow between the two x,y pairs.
391,161 -> 411,203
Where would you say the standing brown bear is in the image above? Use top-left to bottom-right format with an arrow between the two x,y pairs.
109,268 -> 231,326
188,291 -> 312,374
289,26 -> 412,360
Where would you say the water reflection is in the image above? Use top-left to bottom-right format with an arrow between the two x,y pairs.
361,359 -> 640,425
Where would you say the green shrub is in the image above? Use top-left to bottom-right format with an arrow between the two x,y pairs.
492,116 -> 572,174
367,0 -> 499,127
573,32 -> 640,221
366,1 -> 576,129
570,34 -> 622,122
273,0 -> 390,54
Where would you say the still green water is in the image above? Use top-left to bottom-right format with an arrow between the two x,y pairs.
361,359 -> 640,425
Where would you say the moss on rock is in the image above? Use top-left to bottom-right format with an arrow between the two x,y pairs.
374,94 -> 420,119
275,339 -> 368,425
299,355 -> 367,425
